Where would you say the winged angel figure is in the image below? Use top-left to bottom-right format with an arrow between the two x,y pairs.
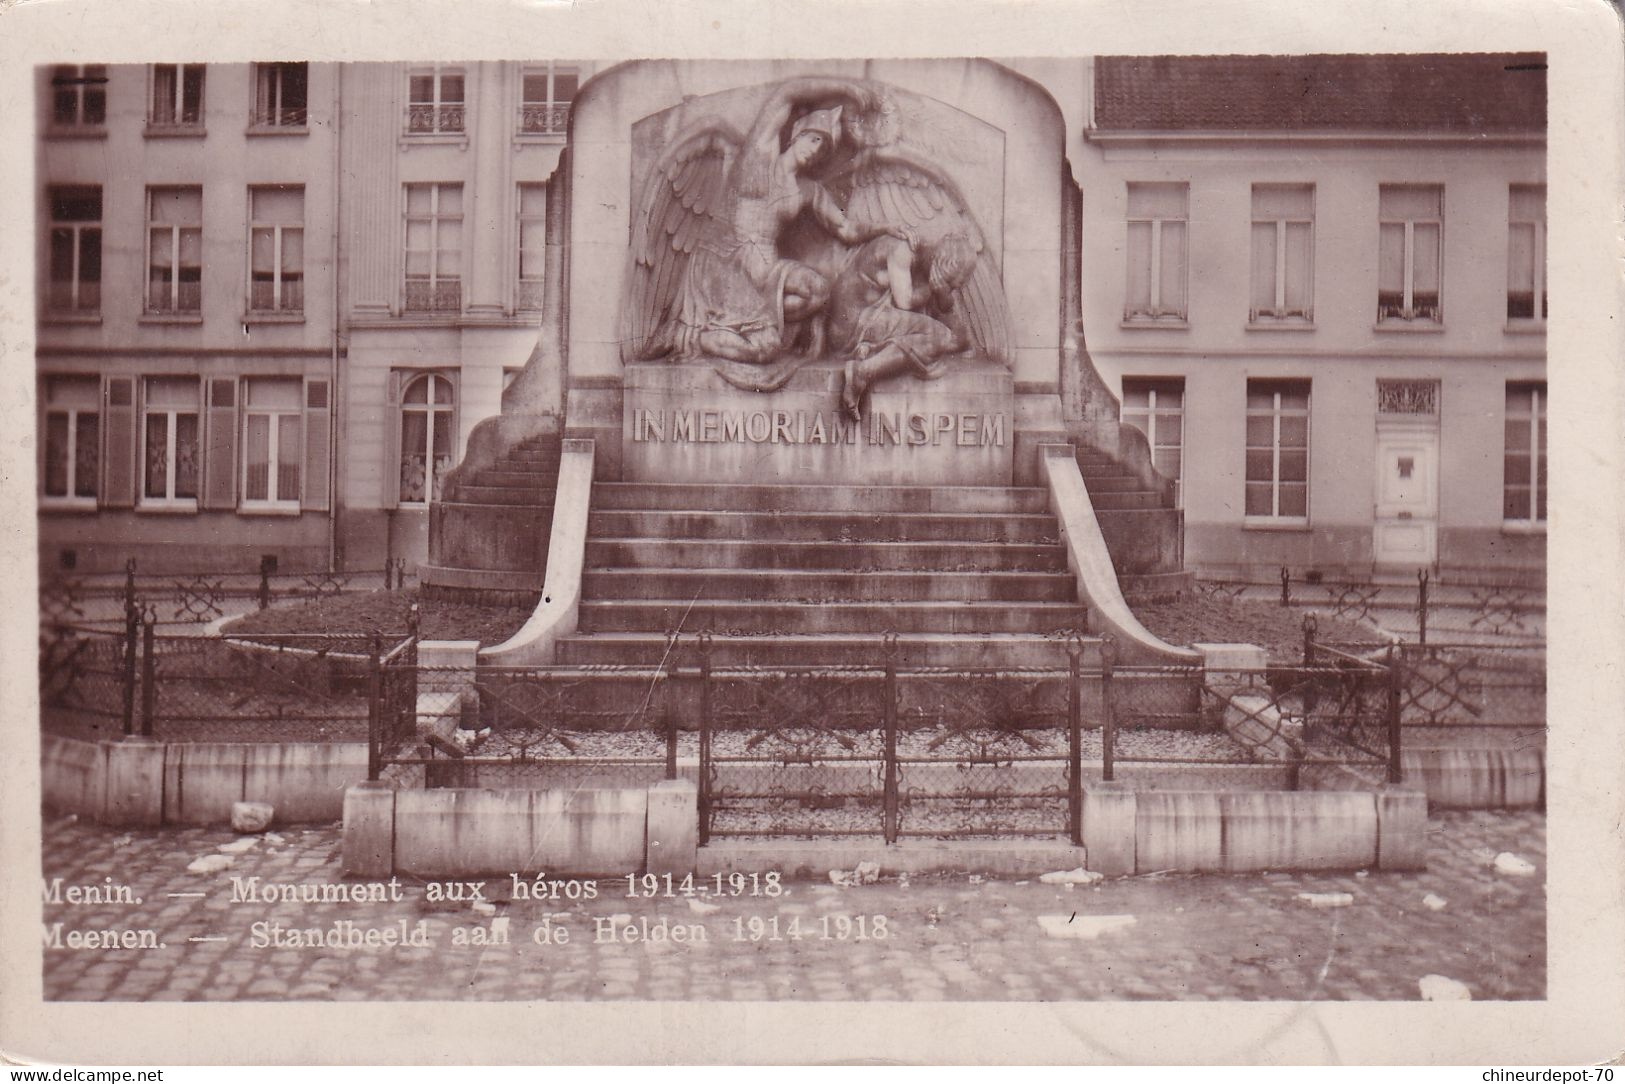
621,77 -> 1011,413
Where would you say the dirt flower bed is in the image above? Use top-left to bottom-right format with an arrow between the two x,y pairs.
1131,592 -> 1382,663
220,589 -> 531,650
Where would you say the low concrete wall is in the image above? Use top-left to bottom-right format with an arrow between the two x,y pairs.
1403,746 -> 1545,810
41,733 -> 368,827
344,780 -> 698,878
162,742 -> 368,825
1080,782 -> 1426,874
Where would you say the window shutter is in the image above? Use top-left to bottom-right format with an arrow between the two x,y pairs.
302,377 -> 331,511
101,376 -> 137,508
382,370 -> 402,509
202,377 -> 238,509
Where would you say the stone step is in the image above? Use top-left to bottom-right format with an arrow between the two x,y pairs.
1118,569 -> 1196,603
454,486 -> 557,507
576,599 -> 1088,635
592,482 -> 1049,515
552,631 -> 1101,668
1086,490 -> 1167,511
581,568 -> 1076,603
472,470 -> 554,487
584,538 -> 1070,573
587,510 -> 1060,544
1077,475 -> 1147,494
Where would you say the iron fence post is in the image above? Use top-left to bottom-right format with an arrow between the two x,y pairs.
139,613 -> 156,738
1386,644 -> 1404,784
124,558 -> 137,618
121,605 -> 139,736
366,635 -> 383,781
1067,635 -> 1083,846
258,556 -> 273,611
664,713 -> 678,780
1417,568 -> 1430,646
408,602 -> 421,644
1280,565 -> 1291,608
696,632 -> 711,846
1302,612 -> 1318,666
882,633 -> 899,845
1100,635 -> 1117,783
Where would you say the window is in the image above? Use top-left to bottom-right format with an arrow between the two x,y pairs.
142,377 -> 200,506
404,183 -> 463,313
41,376 -> 100,506
1245,380 -> 1310,522
1378,184 -> 1443,324
1122,378 -> 1184,506
50,65 -> 107,128
46,186 -> 101,315
407,67 -> 465,134
1504,383 -> 1546,524
248,186 -> 304,314
252,62 -> 307,128
242,378 -> 302,507
149,63 -> 204,128
1124,182 -> 1187,322
146,186 -> 202,315
399,374 -> 455,504
1250,185 -> 1313,323
517,182 -> 546,310
1507,185 -> 1547,324
518,64 -> 577,135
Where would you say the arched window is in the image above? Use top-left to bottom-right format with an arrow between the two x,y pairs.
399,373 -> 454,504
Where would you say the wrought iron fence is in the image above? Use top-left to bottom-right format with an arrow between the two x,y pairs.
37,557 -> 417,629
1098,643 -> 1402,791
1196,567 -> 1545,644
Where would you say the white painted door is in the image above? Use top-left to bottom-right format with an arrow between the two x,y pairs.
1373,426 -> 1439,566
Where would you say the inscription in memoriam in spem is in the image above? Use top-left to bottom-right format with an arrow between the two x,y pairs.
629,408 -> 1007,448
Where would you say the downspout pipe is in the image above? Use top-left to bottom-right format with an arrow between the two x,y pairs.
328,64 -> 342,571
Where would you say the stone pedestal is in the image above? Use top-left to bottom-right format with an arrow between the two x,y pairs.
622,361 -> 1015,485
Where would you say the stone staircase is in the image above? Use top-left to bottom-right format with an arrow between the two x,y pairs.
1074,446 -> 1192,601
551,482 -> 1101,669
422,432 -> 562,605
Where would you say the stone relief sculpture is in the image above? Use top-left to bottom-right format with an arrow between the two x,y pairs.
621,77 -> 1011,416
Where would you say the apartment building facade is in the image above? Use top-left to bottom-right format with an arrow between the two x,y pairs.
1076,54 -> 1547,580
333,60 -> 593,571
35,61 -> 340,574
36,56 -> 1545,584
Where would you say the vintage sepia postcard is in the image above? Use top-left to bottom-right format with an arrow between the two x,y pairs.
1,0 -> 1621,1068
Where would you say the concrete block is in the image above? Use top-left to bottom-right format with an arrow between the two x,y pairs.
1135,791 -> 1223,873
40,734 -> 106,818
1375,786 -> 1429,871
102,738 -> 165,827
342,782 -> 397,877
645,779 -> 698,876
392,787 -> 647,877
1403,747 -> 1545,810
1194,643 -> 1270,671
417,640 -> 481,673
1080,783 -> 1137,875
1219,791 -> 1378,872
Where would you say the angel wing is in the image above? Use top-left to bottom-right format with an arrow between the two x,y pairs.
620,120 -> 743,363
831,154 -> 1013,367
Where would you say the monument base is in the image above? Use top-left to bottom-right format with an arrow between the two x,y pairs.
621,360 -> 1015,486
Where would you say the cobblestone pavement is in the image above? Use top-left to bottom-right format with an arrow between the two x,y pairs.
38,810 -> 1543,1002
